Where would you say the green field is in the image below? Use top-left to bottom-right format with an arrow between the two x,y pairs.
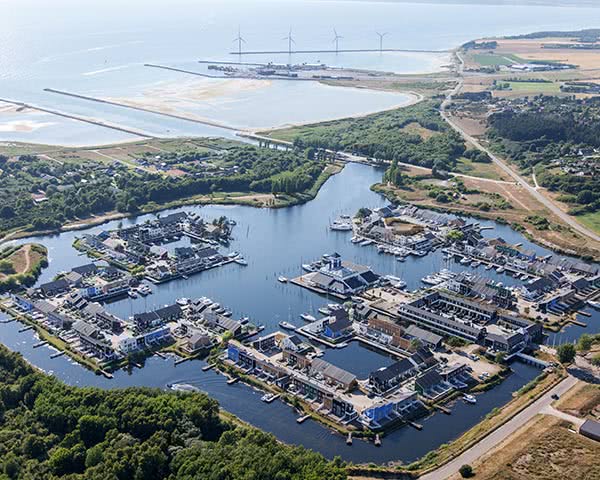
454,156 -> 504,180
578,211 -> 600,235
472,53 -> 522,66
506,81 -> 561,93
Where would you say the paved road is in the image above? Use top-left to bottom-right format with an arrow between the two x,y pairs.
440,55 -> 600,243
420,375 -> 579,480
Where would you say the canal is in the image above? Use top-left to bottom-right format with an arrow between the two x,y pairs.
0,162 -> 596,463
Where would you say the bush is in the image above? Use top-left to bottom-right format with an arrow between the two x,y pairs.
557,343 -> 576,364
459,464 -> 474,478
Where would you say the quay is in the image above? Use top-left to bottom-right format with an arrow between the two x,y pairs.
0,97 -> 154,138
44,87 -> 238,132
32,341 -> 48,349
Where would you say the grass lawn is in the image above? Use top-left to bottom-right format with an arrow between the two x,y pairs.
577,211 -> 600,235
454,156 -> 507,180
455,415 -> 600,480
506,81 -> 561,94
472,53 -> 522,66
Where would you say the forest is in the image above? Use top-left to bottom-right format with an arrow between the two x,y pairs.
0,345 -> 347,480
278,101 -> 466,173
0,144 -> 325,236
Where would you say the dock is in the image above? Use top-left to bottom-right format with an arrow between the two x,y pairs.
569,318 -> 588,327
154,351 -> 168,359
0,317 -> 15,324
32,341 -> 48,349
230,48 -> 449,55
374,434 -> 382,447
101,370 -> 114,379
296,414 -> 311,424
408,421 -> 423,430
18,325 -> 34,333
202,363 -> 215,372
346,432 -> 353,445
265,393 -> 280,404
227,377 -> 239,385
50,351 -> 65,359
434,404 -> 452,415
174,357 -> 190,366
577,311 -> 591,318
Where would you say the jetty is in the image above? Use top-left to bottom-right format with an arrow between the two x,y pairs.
154,351 -> 167,359
174,357 -> 189,366
227,377 -> 239,385
18,325 -> 34,333
50,351 -> 65,359
374,434 -> 382,446
44,87 -> 238,132
408,421 -> 423,430
32,341 -> 48,349
296,414 -> 311,424
230,48 -> 449,55
346,432 -> 353,445
0,97 -> 154,138
434,404 -> 452,415
202,363 -> 215,372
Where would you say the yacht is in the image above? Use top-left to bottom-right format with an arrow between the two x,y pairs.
330,215 -> 353,231
471,261 -> 481,268
485,263 -> 493,270
460,257 -> 471,265
138,284 -> 152,296
360,239 -> 374,246
234,257 -> 248,266
396,256 -> 406,262
228,251 -> 240,258
351,236 -> 362,244
463,394 -> 477,404
128,290 -> 138,299
588,300 -> 600,310
176,298 -> 190,306
496,266 -> 505,274
300,313 -> 316,322
278,276 -> 288,283
318,306 -> 331,315
302,263 -> 315,272
279,321 -> 296,330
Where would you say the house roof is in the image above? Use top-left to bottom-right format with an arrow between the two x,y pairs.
405,324 -> 443,346
71,263 -> 98,276
369,358 -> 415,383
311,358 -> 356,386
415,369 -> 443,390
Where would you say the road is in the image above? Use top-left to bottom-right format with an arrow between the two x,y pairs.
420,374 -> 579,480
440,53 -> 600,243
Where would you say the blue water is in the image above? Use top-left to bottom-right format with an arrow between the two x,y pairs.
2,0 -> 600,145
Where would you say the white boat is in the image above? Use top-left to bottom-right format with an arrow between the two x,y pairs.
396,256 -> 406,262
485,264 -> 493,270
460,257 -> 471,265
279,321 -> 296,330
222,310 -> 233,317
463,394 -> 477,404
229,251 -> 240,258
328,303 -> 343,311
128,290 -> 138,299
300,313 -> 316,322
318,307 -> 331,315
176,297 -> 190,306
137,285 -> 151,296
471,261 -> 481,268
234,257 -> 248,266
385,275 -> 406,289
330,222 -> 352,231
421,275 -> 441,286
588,300 -> 600,310
169,383 -> 200,393
302,263 -> 315,272
496,266 -> 505,273
351,236 -> 362,244
278,276 -> 288,283
360,239 -> 373,246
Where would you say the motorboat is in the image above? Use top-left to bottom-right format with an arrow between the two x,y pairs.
234,257 -> 248,266
128,290 -> 138,299
318,307 -> 331,315
460,257 -> 471,265
279,321 -> 296,330
463,394 -> 477,404
588,300 -> 600,310
496,266 -> 505,273
300,313 -> 316,322
302,263 -> 315,272
278,276 -> 288,283
176,298 -> 190,306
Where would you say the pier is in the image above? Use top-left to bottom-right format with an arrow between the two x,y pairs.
434,404 -> 452,415
32,341 -> 48,349
227,376 -> 239,385
50,351 -> 65,359
346,432 -> 353,445
229,48 -> 448,55
18,325 -> 34,333
202,363 -> 215,372
296,414 -> 311,424
0,97 -> 154,138
44,87 -> 238,132
374,434 -> 382,447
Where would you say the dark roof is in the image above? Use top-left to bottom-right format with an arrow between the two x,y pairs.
327,310 -> 351,332
370,358 -> 415,383
71,263 -> 98,276
345,276 -> 364,290
415,370 -> 443,390
580,419 -> 600,441
39,279 -> 69,295
155,304 -> 182,319
405,324 -> 443,346
196,247 -> 219,259
360,270 -> 380,284
175,247 -> 195,258
311,358 -> 356,386
157,212 -> 187,225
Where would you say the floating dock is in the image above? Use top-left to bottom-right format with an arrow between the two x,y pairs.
50,351 -> 65,359
346,432 -> 353,445
374,434 -> 382,447
296,414 -> 311,424
18,325 -> 34,333
227,377 -> 239,385
32,341 -> 48,349
202,363 -> 215,372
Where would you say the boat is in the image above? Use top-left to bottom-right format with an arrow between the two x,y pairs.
328,303 -> 343,311
128,290 -> 138,299
496,266 -> 505,273
351,236 -> 362,244
463,394 -> 477,404
222,310 -> 233,317
279,321 -> 296,330
240,316 -> 250,324
421,275 -> 442,286
228,251 -> 240,258
302,263 -> 315,272
176,297 -> 190,306
330,222 -> 352,231
318,307 -> 331,315
414,250 -> 427,257
396,256 -> 406,262
300,313 -> 316,322
234,257 -> 248,266
460,257 -> 471,265
360,239 -> 373,246
170,383 -> 200,393
278,276 -> 288,283
385,275 -> 406,289
471,261 -> 481,268
485,263 -> 493,270
138,284 -> 152,296
588,300 -> 600,310
210,303 -> 221,311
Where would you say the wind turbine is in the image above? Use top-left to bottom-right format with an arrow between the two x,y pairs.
376,32 -> 388,52
332,28 -> 342,54
233,26 -> 246,55
283,27 -> 295,55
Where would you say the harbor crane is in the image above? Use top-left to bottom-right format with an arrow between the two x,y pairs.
283,27 -> 295,55
376,32 -> 388,52
332,28 -> 342,54
233,27 -> 246,55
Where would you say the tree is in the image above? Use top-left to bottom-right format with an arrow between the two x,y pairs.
446,229 -> 464,243
577,334 -> 593,352
557,343 -> 576,364
459,464 -> 474,478
495,352 -> 506,364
